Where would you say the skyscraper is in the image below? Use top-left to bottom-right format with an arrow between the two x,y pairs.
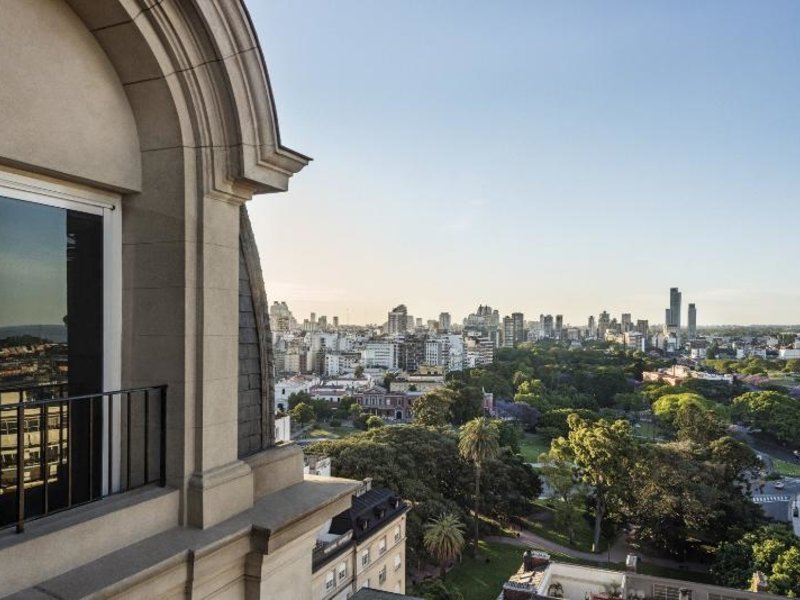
439,312 -> 451,332
688,303 -> 697,339
598,311 -> 610,338
502,316 -> 515,348
667,287 -> 682,329
555,314 -> 563,338
621,313 -> 632,332
512,312 -> 525,344
388,304 -> 407,335
588,315 -> 596,337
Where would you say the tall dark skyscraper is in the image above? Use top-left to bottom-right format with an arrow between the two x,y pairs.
688,303 -> 697,339
666,287 -> 682,328
512,312 -> 525,344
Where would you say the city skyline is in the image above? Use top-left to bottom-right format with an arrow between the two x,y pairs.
247,2 -> 800,326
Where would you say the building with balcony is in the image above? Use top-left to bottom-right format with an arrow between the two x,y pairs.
0,1 -> 368,597
312,487 -> 408,599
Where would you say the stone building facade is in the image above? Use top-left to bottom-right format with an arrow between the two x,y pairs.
0,1 -> 365,597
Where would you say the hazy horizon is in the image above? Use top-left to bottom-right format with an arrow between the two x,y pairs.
247,2 -> 800,326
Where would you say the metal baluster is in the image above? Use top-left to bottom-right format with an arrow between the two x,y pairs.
126,391 -> 132,490
16,401 -> 25,533
144,389 -> 150,484
41,403 -> 48,516
107,393 -> 113,495
67,397 -> 73,508
88,396 -> 94,501
159,386 -> 167,487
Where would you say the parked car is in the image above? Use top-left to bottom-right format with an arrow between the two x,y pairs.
774,480 -> 785,489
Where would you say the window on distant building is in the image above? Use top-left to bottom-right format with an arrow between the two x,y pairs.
379,536 -> 387,555
394,553 -> 402,571
378,566 -> 387,585
338,562 -> 347,581
325,571 -> 335,590
393,525 -> 401,542
361,549 -> 370,567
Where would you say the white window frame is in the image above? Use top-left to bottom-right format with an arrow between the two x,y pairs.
325,570 -> 335,590
379,536 -> 387,555
338,561 -> 348,581
394,553 -> 402,571
394,525 -> 402,542
0,165 -> 122,494
361,549 -> 370,567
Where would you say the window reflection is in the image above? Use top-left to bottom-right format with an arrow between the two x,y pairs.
0,195 -> 103,525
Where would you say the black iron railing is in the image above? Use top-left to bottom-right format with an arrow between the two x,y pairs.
0,384 -> 167,533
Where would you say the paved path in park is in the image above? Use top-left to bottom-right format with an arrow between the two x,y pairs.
486,529 -> 708,574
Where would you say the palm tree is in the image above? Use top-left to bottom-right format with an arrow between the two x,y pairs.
458,417 -> 500,554
423,513 -> 466,578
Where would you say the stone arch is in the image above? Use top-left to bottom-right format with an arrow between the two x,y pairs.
54,0 -> 309,514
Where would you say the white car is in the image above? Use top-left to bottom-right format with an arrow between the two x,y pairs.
774,480 -> 785,489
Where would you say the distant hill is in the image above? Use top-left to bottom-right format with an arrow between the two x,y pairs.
0,324 -> 67,344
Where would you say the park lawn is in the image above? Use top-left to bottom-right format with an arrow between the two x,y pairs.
519,433 -> 551,462
438,541 -> 528,600
773,457 -> 800,477
523,501 -> 603,554
305,424 -> 359,439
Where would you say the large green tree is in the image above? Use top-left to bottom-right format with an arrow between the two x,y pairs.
458,417 -> 500,552
733,391 -> 800,446
550,415 -> 637,552
413,389 -> 455,427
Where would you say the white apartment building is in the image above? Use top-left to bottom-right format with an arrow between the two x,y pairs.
363,342 -> 399,370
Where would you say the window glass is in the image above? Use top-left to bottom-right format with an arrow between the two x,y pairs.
0,195 -> 103,525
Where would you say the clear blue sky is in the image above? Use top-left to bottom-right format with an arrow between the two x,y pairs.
247,1 -> 800,326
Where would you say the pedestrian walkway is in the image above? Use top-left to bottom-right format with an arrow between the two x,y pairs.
485,528 -> 707,573
752,495 -> 791,503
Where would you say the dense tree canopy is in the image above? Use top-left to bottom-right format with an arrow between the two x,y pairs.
307,424 -> 541,563
732,391 -> 800,446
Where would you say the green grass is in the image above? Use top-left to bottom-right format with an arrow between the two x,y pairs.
772,457 -> 800,477
519,433 -> 551,462
522,501 -> 605,553
304,424 -> 359,439
428,541 -> 529,600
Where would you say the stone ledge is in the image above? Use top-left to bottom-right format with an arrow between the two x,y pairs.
245,443 -> 304,500
0,485 -> 179,597
6,477 -> 360,599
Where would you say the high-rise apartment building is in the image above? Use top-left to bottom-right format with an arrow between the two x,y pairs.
636,319 -> 649,335
688,303 -> 697,339
512,312 -> 525,345
621,313 -> 632,332
666,287 -> 682,329
555,314 -> 563,338
598,311 -> 610,338
387,304 -> 408,335
439,312 -> 451,333
588,316 -> 596,337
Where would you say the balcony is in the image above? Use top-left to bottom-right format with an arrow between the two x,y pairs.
0,384 -> 167,533
312,529 -> 354,570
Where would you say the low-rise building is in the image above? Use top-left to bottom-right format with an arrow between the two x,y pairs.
500,552 -> 783,600
312,487 -> 409,599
